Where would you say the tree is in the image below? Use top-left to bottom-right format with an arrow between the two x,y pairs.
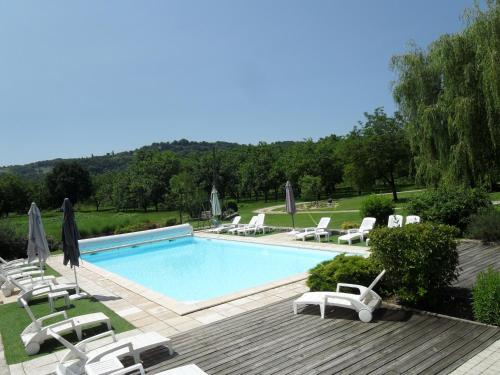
316,135 -> 343,196
91,173 -> 115,211
391,1 -> 500,188
128,150 -> 180,211
45,161 -> 93,206
0,174 -> 31,216
169,172 -> 204,223
299,175 -> 322,203
342,108 -> 410,200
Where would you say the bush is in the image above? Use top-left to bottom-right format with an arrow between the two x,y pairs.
472,267 -> 500,326
466,209 -> 500,243
341,221 -> 359,230
407,186 -> 491,232
165,218 -> 177,227
114,221 -> 158,234
360,195 -> 394,226
0,223 -> 27,260
370,223 -> 459,306
223,199 -> 238,213
307,254 -> 382,292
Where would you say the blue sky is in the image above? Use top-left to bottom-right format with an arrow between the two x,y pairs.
0,0 -> 474,166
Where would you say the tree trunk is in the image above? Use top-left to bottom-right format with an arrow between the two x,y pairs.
179,210 -> 183,224
390,172 -> 398,201
264,191 -> 268,203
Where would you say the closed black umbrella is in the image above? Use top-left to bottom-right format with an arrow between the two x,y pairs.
61,198 -> 88,299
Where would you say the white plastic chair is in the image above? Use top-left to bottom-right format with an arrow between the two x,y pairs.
228,216 -> 257,235
293,270 -> 386,322
49,329 -> 173,375
19,297 -> 111,355
206,216 -> 241,233
405,215 -> 421,224
295,217 -> 331,241
388,215 -> 403,228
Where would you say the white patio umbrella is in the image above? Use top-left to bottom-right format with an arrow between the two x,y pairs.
27,202 -> 50,277
210,186 -> 222,219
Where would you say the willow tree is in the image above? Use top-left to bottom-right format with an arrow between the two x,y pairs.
391,1 -> 500,188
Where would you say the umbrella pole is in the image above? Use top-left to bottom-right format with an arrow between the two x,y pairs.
73,267 -> 81,294
292,214 -> 295,230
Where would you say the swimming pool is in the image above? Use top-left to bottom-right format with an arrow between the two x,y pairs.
81,236 -> 337,303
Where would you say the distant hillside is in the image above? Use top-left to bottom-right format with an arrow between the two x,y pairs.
0,139 -> 241,180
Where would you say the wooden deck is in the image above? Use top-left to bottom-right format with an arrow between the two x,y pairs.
134,298 -> 499,375
127,239 -> 500,374
455,240 -> 500,288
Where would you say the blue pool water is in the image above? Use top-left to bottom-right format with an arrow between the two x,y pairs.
81,237 -> 337,303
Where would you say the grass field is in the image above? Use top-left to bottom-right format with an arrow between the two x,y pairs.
1,190 -> 498,241
0,268 -> 135,364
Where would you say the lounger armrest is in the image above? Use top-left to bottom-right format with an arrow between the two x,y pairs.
336,283 -> 363,293
75,330 -> 116,349
89,342 -> 134,363
303,227 -> 316,233
38,311 -> 68,324
110,364 -> 146,375
347,229 -> 360,234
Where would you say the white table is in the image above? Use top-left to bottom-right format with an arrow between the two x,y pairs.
48,290 -> 69,312
85,357 -> 124,375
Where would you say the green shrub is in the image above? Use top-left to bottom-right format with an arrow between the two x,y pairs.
223,199 -> 238,213
114,221 -> 158,234
472,267 -> 500,326
165,218 -> 177,227
360,195 -> 394,226
407,186 -> 491,232
466,209 -> 500,243
341,221 -> 359,230
0,223 -> 27,260
307,254 -> 381,292
370,223 -> 459,305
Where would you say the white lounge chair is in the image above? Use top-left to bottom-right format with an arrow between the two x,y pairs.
228,216 -> 257,235
0,256 -> 39,268
405,215 -> 421,224
0,273 -> 57,296
49,329 -> 173,375
1,263 -> 39,275
238,213 -> 267,235
0,268 -> 46,288
388,214 -> 403,228
10,277 -> 77,305
293,270 -> 386,322
19,297 -> 111,355
337,217 -> 376,245
295,217 -> 331,242
207,216 -> 241,233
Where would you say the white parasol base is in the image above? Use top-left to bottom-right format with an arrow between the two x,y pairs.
69,292 -> 89,301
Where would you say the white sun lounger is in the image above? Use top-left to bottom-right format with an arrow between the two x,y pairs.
19,297 -> 111,355
207,216 -> 241,233
10,277 -> 77,305
0,256 -> 39,268
0,273 -> 57,296
405,215 -> 421,224
50,329 -> 173,375
295,217 -> 331,242
1,263 -> 39,275
228,215 -> 257,235
237,213 -> 267,235
293,270 -> 385,322
338,217 -> 376,245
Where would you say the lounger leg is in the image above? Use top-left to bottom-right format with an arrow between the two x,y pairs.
293,303 -> 297,315
320,303 -> 325,319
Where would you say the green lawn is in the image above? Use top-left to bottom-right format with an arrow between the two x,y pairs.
0,293 -> 135,364
4,210 -> 181,240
